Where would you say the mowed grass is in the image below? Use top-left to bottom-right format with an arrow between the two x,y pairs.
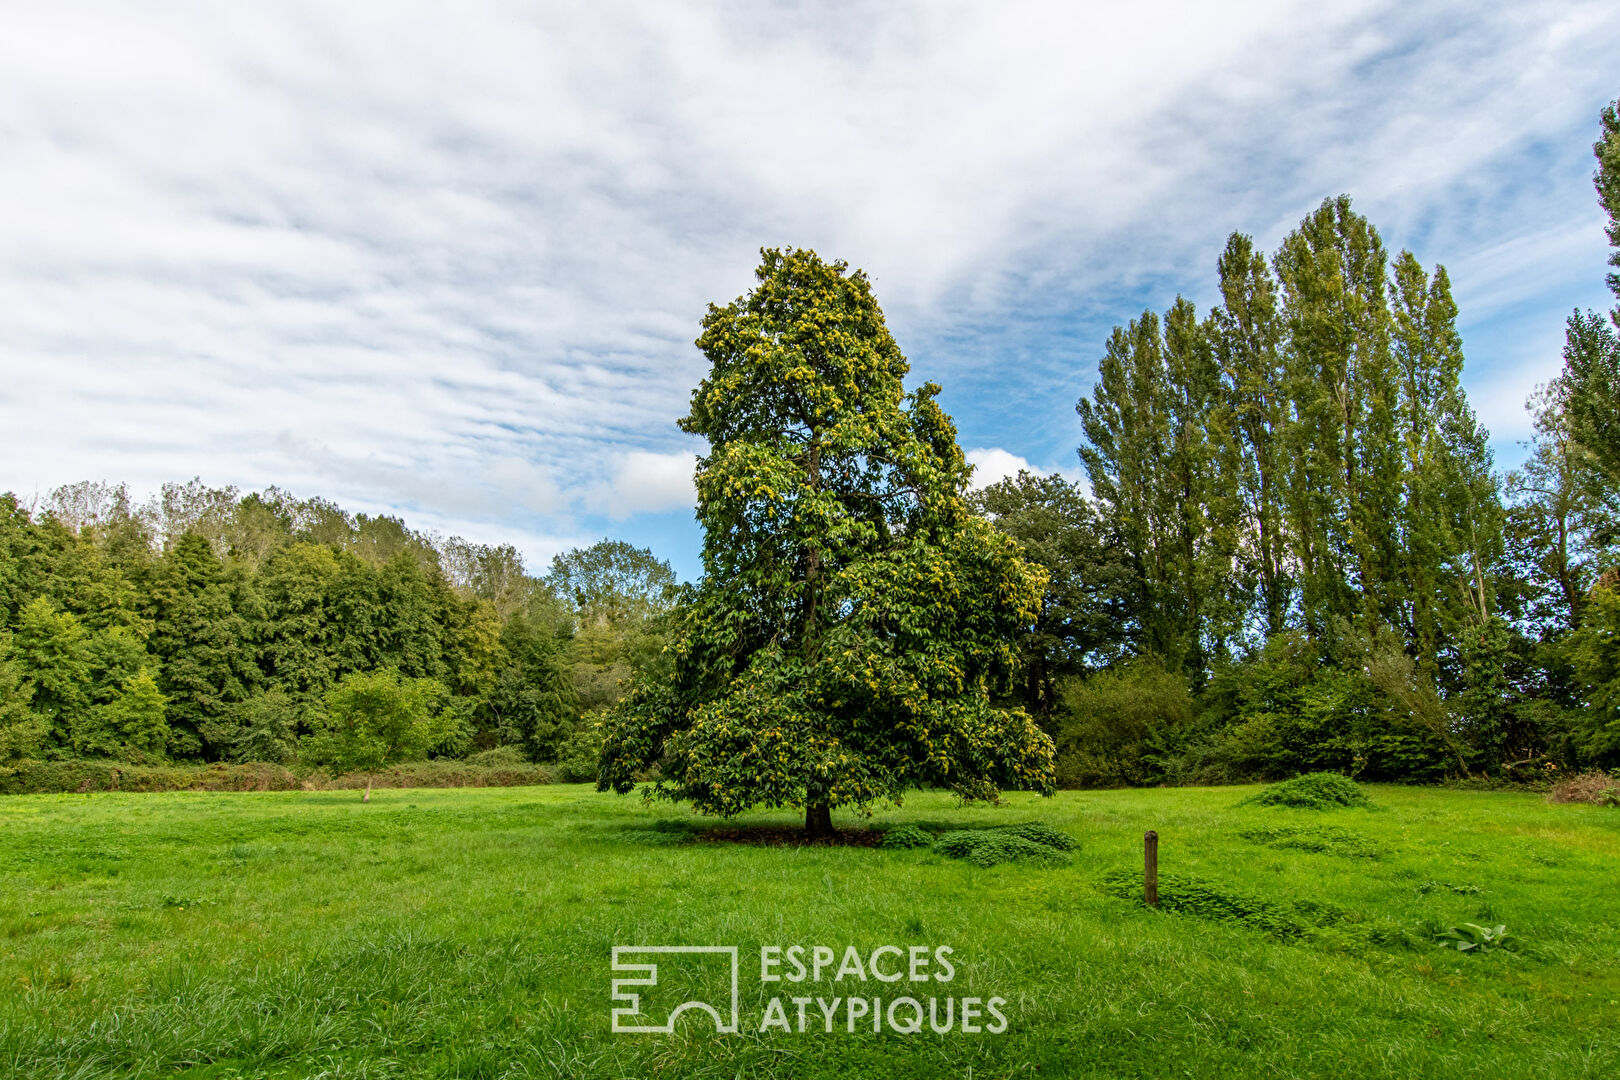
1,784 -> 1618,1079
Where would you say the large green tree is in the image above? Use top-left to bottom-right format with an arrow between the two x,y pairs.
598,248 -> 1055,835
970,470 -> 1135,716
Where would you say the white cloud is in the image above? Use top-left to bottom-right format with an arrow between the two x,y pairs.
965,448 -> 1038,490
0,0 -> 1615,569
594,450 -> 698,521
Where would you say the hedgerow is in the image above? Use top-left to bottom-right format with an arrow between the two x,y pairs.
0,758 -> 551,795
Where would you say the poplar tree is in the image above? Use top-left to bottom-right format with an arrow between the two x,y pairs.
1209,233 -> 1291,638
1274,196 -> 1402,646
1078,313 -> 1183,665
1391,254 -> 1502,671
598,248 -> 1055,836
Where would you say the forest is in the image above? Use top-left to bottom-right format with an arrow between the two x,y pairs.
0,482 -> 675,778
1,102 -> 1618,790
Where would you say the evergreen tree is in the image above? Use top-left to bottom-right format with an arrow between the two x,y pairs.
1595,92 -> 1620,304
488,610 -> 577,760
223,688 -> 301,764
144,533 -> 260,758
259,543 -> 343,699
1560,308 -> 1620,496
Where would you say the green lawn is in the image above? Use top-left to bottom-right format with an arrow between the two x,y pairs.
1,784 -> 1617,1079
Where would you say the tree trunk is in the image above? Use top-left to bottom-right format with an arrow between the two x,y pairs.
805,802 -> 834,839
363,775 -> 372,803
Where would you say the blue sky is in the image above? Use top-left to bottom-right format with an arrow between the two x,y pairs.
1,1 -> 1616,581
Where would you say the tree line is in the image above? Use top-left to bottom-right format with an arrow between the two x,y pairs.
5,100 -> 1617,798
973,99 -> 1620,785
0,480 -> 676,775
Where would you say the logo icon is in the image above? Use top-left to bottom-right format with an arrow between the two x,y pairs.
610,946 -> 740,1034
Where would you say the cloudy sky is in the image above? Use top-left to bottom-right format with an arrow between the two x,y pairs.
2,1 -> 1616,578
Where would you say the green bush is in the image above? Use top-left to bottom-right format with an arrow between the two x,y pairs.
879,825 -> 933,849
467,744 -> 531,767
1241,771 -> 1372,809
932,822 -> 1077,867
994,821 -> 1080,851
1054,659 -> 1193,788
553,725 -> 604,783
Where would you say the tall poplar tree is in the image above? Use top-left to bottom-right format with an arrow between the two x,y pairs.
1274,196 -> 1402,646
1078,314 -> 1184,665
1391,253 -> 1502,673
1209,233 -> 1291,639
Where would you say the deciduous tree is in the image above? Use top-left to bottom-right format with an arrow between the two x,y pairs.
598,248 -> 1055,835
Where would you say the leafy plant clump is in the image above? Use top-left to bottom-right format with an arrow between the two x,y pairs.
1242,771 -> 1372,810
1436,923 -> 1514,953
880,825 -> 934,849
932,822 -> 1078,867
1548,771 -> 1620,806
1101,868 -> 1327,938
1238,823 -> 1382,858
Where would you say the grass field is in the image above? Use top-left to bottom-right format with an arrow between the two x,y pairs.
1,783 -> 1617,1079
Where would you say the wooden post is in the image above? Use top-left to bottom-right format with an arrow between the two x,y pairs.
1144,830 -> 1159,908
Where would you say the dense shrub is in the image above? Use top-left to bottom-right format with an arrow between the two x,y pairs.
467,744 -> 531,767
932,822 -> 1077,867
1241,771 -> 1372,809
1548,770 -> 1620,805
1190,632 -> 1460,784
993,821 -> 1080,850
553,725 -> 604,783
879,825 -> 933,849
1054,659 -> 1193,788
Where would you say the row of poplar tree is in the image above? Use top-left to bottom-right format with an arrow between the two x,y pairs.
974,102 -> 1620,784
0,481 -> 675,768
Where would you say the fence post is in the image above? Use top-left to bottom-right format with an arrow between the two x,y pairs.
1144,830 -> 1159,908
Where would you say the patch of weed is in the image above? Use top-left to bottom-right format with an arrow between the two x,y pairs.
933,822 -> 1077,867
1241,772 -> 1373,810
1239,823 -> 1381,858
879,825 -> 933,849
